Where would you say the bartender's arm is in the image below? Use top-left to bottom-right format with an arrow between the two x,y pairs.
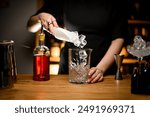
87,38 -> 124,83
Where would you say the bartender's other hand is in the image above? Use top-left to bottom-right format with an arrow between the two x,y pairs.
87,67 -> 104,83
38,13 -> 59,34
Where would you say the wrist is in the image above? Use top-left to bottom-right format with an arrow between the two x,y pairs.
96,66 -> 105,74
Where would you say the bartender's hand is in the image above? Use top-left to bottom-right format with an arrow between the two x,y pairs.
38,13 -> 59,34
87,67 -> 104,83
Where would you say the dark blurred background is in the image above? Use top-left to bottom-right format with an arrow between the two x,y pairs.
0,0 -> 38,74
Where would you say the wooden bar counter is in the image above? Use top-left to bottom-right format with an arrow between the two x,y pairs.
0,74 -> 150,100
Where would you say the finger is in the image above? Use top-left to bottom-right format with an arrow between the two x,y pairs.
51,20 -> 59,27
47,20 -> 59,34
49,16 -> 58,27
41,19 -> 48,29
91,73 -> 102,83
98,76 -> 104,82
88,67 -> 96,76
88,68 -> 104,83
87,69 -> 96,82
91,69 -> 100,79
51,17 -> 58,27
49,23 -> 55,34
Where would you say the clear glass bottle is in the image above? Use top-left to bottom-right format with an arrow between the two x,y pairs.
33,32 -> 50,81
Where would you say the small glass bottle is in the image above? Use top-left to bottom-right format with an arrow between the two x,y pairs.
131,67 -> 140,94
33,31 -> 50,81
141,62 -> 150,94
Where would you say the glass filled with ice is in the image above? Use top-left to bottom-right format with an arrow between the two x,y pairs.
68,48 -> 92,84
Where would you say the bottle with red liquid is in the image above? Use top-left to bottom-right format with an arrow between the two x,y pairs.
33,31 -> 50,81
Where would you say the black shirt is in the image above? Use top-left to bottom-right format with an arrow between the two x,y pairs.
35,0 -> 129,74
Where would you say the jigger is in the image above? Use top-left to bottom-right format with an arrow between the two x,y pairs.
114,54 -> 124,80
